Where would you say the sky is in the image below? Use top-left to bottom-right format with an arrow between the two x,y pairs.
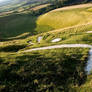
0,0 -> 6,2
0,0 -> 10,3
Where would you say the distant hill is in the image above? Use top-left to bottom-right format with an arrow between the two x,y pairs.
0,0 -> 52,12
0,0 -> 92,12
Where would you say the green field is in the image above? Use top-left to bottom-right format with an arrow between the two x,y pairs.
0,3 -> 92,92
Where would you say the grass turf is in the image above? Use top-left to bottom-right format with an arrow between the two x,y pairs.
0,48 -> 89,92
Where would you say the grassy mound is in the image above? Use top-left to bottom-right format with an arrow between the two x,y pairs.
36,7 -> 92,32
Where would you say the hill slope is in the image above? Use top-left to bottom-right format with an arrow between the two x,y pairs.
1,4 -> 92,39
0,2 -> 92,92
36,4 -> 92,32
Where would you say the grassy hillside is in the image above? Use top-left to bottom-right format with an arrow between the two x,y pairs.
0,3 -> 92,92
0,48 -> 89,92
36,5 -> 92,32
1,4 -> 92,39
0,14 -> 37,38
24,22 -> 92,50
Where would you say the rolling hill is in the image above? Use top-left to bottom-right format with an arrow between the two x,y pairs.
0,1 -> 92,92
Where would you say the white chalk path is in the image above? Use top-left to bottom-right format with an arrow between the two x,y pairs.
86,31 -> 92,33
51,38 -> 61,42
23,44 -> 92,52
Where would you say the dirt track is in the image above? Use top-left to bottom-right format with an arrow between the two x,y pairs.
22,44 -> 92,52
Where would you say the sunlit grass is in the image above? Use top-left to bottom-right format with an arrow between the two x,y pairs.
23,22 -> 92,50
36,8 -> 92,32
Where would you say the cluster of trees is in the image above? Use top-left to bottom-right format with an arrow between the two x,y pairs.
53,0 -> 92,5
29,0 -> 92,16
50,0 -> 92,8
29,5 -> 54,16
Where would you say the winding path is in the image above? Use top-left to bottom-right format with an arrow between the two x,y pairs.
23,44 -> 92,52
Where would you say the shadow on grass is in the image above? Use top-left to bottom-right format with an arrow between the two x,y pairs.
0,45 -> 26,52
0,13 -> 37,41
0,52 -> 87,92
0,13 -> 54,42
